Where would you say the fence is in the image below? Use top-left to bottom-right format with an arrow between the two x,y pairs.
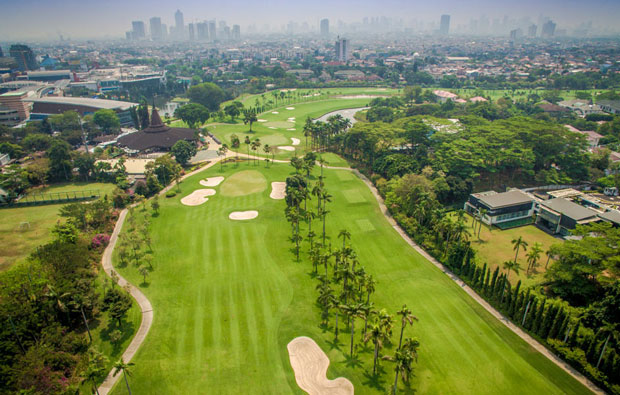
0,190 -> 101,208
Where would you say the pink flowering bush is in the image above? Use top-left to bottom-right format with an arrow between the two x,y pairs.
91,233 -> 110,249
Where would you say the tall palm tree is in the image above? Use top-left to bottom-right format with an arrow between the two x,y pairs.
396,305 -> 418,349
526,242 -> 543,276
341,302 -> 365,357
384,338 -> 420,394
244,136 -> 251,164
263,144 -> 270,167
502,260 -> 521,281
511,236 -> 529,263
316,282 -> 336,326
338,229 -> 351,250
321,190 -> 332,244
477,208 -> 488,239
113,358 -> 135,395
365,322 -> 386,375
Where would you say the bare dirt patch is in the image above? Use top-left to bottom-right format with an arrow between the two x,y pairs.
199,176 -> 225,187
287,337 -> 354,395
229,210 -> 259,220
270,182 -> 286,199
181,189 -> 216,206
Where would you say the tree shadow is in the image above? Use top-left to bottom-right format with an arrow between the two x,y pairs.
325,337 -> 342,351
151,212 -> 159,218
362,370 -> 388,392
140,281 -> 150,288
341,353 -> 363,368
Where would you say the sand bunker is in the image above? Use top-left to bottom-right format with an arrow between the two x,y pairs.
272,111 -> 279,114
199,176 -> 224,187
278,146 -> 295,151
288,117 -> 296,121
258,119 -> 268,122
286,107 -> 295,110
291,138 -> 300,146
287,337 -> 354,395
181,189 -> 216,206
270,182 -> 286,199
287,128 -> 296,131
269,126 -> 277,129
229,210 -> 259,220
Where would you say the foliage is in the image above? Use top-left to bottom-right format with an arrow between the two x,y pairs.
174,103 -> 210,129
171,140 -> 197,166
187,82 -> 227,112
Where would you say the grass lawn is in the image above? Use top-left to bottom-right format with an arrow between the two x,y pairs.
447,88 -> 612,102
320,152 -> 351,168
461,214 -> 561,288
0,182 -> 117,271
110,160 -> 590,394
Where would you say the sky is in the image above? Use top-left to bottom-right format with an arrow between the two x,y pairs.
1,0 -> 619,40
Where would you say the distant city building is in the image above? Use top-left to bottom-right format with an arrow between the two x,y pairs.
439,14 -> 451,35
188,23 -> 195,41
25,97 -> 137,126
197,22 -> 209,40
175,9 -> 185,39
150,17 -> 163,41
232,25 -> 241,40
9,44 -> 38,71
335,37 -> 349,62
132,21 -> 146,39
510,28 -> 523,40
0,46 -> 3,58
542,20 -> 556,37
208,21 -> 217,41
528,24 -> 537,37
320,19 -> 329,36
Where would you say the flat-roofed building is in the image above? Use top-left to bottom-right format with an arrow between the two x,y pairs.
24,97 -> 137,126
599,210 -> 620,227
536,198 -> 600,235
0,90 -> 33,121
464,190 -> 535,227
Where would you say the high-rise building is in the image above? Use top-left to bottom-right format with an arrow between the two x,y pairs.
528,24 -> 537,37
197,22 -> 209,40
162,24 -> 168,40
132,21 -> 146,39
439,15 -> 450,35
175,9 -> 185,39
150,17 -> 163,40
208,21 -> 217,41
542,20 -> 556,37
0,46 -> 3,58
9,44 -> 38,71
335,37 -> 349,62
232,25 -> 241,40
320,19 -> 329,36
188,23 -> 195,41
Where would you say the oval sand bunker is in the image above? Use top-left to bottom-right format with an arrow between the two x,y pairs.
229,210 -> 259,220
199,176 -> 224,187
278,146 -> 295,151
181,189 -> 216,206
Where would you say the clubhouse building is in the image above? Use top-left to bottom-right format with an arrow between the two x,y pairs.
117,107 -> 196,153
464,190 -> 535,228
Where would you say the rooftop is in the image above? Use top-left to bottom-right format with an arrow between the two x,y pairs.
477,189 -> 533,209
599,210 -> 620,226
541,198 -> 598,221
24,96 -> 137,111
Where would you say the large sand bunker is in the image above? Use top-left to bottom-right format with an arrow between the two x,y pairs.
278,146 -> 295,151
229,210 -> 259,220
270,182 -> 286,199
181,189 -> 216,206
291,138 -> 300,146
286,107 -> 295,110
287,337 -> 354,395
199,176 -> 224,187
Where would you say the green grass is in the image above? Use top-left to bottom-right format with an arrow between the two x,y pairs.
110,161 -> 590,394
460,214 -> 561,288
445,88 -> 613,102
0,182 -> 117,271
321,152 -> 351,168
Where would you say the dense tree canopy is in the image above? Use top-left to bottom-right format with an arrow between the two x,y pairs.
187,82 -> 227,112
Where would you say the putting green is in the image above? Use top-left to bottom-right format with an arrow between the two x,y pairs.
265,121 -> 295,129
111,161 -> 591,394
219,170 -> 267,197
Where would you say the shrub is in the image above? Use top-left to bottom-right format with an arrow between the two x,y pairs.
91,233 -> 110,249
165,190 -> 177,198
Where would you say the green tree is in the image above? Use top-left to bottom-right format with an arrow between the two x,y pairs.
187,82 -> 227,111
113,359 -> 135,395
47,139 -> 73,181
224,104 -> 241,121
171,140 -> 197,166
93,109 -> 120,133
174,103 -> 210,128
396,304 -> 418,349
243,109 -> 258,132
511,236 -> 528,263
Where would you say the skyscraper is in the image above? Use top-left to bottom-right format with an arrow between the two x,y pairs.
439,15 -> 450,35
528,24 -> 537,37
0,46 -> 3,58
541,20 -> 556,37
9,44 -> 38,71
188,23 -> 195,41
150,17 -> 163,41
232,25 -> 241,40
335,37 -> 349,62
132,21 -> 146,39
320,19 -> 329,36
197,22 -> 209,40
208,21 -> 217,41
175,9 -> 185,39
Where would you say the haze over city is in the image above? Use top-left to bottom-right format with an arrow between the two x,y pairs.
1,0 -> 620,40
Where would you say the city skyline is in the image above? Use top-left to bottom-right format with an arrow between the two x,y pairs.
1,0 -> 620,41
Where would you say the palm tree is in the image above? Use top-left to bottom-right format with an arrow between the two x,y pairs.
526,242 -> 543,276
365,322 -> 386,375
243,109 -> 257,132
384,338 -> 420,394
396,305 -> 418,349
321,190 -> 332,244
113,358 -> 135,395
338,229 -> 351,250
502,260 -> 521,281
244,136 -> 251,164
341,303 -> 365,357
263,144 -> 270,167
477,208 -> 488,239
511,236 -> 529,263
317,281 -> 337,326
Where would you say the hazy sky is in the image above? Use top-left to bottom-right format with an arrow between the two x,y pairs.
1,0 -> 619,40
